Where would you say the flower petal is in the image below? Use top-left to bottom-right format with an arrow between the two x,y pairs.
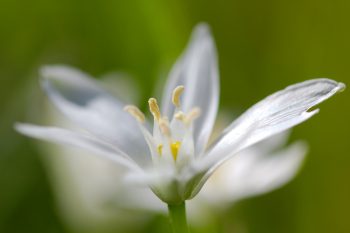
161,23 -> 219,156
40,65 -> 150,166
186,79 -> 343,199
15,123 -> 141,171
200,139 -> 307,205
45,144 -> 165,214
205,78 -> 344,168
226,142 -> 307,201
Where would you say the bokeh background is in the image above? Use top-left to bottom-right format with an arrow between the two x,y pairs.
1,0 -> 349,233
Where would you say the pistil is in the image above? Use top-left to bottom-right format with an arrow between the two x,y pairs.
170,141 -> 181,161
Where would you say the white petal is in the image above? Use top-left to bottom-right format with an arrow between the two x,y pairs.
205,79 -> 344,168
200,141 -> 307,205
161,23 -> 219,156
42,143 -> 165,226
40,65 -> 150,166
229,142 -> 307,201
110,183 -> 166,212
249,130 -> 291,154
15,123 -> 141,171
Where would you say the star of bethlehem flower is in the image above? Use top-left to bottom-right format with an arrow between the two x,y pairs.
16,23 -> 345,205
38,76 -> 306,230
43,100 -> 306,227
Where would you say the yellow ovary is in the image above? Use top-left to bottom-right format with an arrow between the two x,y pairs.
170,141 -> 181,161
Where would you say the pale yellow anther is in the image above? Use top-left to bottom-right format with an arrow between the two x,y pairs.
124,105 -> 145,123
174,111 -> 185,121
172,85 -> 185,108
148,98 -> 161,121
185,107 -> 201,124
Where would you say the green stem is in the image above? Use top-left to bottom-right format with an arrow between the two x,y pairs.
168,202 -> 190,233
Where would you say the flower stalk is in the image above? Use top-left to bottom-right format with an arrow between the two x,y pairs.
168,202 -> 189,233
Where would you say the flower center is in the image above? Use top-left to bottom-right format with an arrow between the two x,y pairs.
124,86 -> 200,163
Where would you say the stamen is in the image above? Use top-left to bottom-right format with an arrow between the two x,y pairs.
185,107 -> 201,124
159,117 -> 171,137
174,111 -> 185,121
170,141 -> 181,161
124,105 -> 145,123
157,144 -> 163,156
172,85 -> 185,108
148,98 -> 161,121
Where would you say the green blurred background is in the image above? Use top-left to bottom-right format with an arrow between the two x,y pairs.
0,0 -> 349,232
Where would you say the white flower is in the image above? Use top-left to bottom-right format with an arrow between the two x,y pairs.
39,80 -> 305,229
41,100 -> 307,226
15,23 -> 345,205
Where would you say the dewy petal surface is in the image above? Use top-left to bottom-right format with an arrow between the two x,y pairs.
40,65 -> 150,166
161,24 -> 219,156
204,78 -> 345,169
15,123 -> 141,171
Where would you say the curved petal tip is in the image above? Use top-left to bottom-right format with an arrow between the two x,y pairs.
39,65 -> 89,84
337,82 -> 346,92
40,65 -> 69,79
192,23 -> 212,41
194,22 -> 210,34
